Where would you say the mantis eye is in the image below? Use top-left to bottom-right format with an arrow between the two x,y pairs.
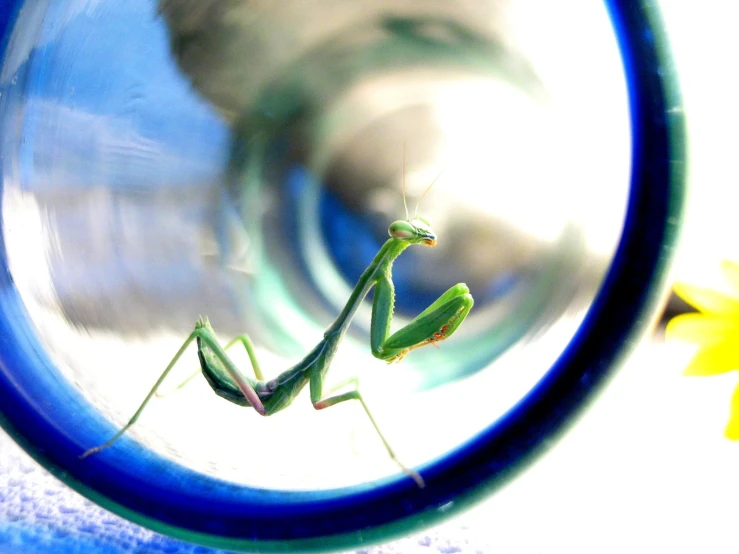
388,220 -> 416,240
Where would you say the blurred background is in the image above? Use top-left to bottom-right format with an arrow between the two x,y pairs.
1,0 -> 737,552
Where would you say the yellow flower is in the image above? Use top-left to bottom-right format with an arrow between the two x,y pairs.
666,260 -> 739,439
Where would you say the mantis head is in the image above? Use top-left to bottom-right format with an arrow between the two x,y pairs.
388,217 -> 437,247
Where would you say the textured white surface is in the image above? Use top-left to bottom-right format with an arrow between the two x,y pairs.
3,339 -> 739,553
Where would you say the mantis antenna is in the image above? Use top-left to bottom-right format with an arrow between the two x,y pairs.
414,170 -> 444,218
402,143 -> 410,220
402,143 -> 444,220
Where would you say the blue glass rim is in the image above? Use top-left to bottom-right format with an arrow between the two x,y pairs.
0,1 -> 685,551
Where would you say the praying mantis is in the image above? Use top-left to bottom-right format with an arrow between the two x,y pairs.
81,167 -> 474,488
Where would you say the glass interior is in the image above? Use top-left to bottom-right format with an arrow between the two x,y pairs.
1,0 -> 630,490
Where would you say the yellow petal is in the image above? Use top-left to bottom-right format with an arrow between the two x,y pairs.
683,342 -> 739,376
665,313 -> 739,346
720,260 -> 739,296
724,378 -> 739,440
673,282 -> 739,314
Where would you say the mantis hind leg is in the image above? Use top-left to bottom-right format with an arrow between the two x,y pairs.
80,330 -> 200,459
81,320 -> 267,459
372,279 -> 474,362
311,375 -> 425,488
155,331 -> 264,398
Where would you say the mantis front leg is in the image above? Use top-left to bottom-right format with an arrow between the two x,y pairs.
371,277 -> 474,363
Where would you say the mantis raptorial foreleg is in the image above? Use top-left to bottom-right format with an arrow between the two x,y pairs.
372,280 -> 473,363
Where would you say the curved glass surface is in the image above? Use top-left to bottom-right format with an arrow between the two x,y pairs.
0,0 -> 684,551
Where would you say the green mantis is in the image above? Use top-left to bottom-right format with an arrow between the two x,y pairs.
81,171 -> 474,488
